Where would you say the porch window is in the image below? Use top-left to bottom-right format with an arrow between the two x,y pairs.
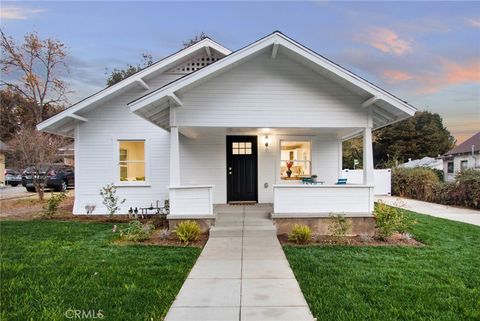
118,140 -> 145,182
460,160 -> 468,171
280,141 -> 311,180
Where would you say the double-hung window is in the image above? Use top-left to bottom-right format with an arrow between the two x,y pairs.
118,140 -> 146,182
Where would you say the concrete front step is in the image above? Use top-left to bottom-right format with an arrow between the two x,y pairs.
210,225 -> 276,238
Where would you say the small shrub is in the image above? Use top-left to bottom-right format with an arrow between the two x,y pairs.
374,201 -> 414,239
158,228 -> 171,240
288,224 -> 312,244
450,169 -> 480,209
42,192 -> 67,217
100,183 -> 126,216
119,220 -> 154,242
174,221 -> 200,244
328,213 -> 352,242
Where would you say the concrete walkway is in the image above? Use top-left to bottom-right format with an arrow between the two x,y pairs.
375,196 -> 480,227
165,204 -> 315,321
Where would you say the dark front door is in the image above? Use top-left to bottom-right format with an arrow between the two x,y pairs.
227,136 -> 258,203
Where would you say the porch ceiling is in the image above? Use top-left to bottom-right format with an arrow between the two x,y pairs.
178,126 -> 364,140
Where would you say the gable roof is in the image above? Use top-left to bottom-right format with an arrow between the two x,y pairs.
128,31 -> 416,131
37,38 -> 231,136
445,132 -> 480,155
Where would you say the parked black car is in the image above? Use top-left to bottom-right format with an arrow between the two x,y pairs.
5,169 -> 22,186
22,165 -> 74,192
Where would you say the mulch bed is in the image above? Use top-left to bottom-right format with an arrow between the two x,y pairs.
114,230 -> 209,248
278,233 -> 423,247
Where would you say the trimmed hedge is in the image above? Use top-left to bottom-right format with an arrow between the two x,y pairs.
392,167 -> 480,209
392,167 -> 439,202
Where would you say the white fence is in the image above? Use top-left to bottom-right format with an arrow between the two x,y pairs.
341,169 -> 391,196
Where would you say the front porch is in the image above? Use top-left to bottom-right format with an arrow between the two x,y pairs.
166,126 -> 376,235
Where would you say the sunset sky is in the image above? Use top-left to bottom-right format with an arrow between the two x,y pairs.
1,1 -> 479,143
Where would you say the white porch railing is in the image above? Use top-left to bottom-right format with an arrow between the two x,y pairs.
273,184 -> 374,216
169,185 -> 214,216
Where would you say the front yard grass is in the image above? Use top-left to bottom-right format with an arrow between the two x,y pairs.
284,210 -> 480,321
0,220 -> 201,321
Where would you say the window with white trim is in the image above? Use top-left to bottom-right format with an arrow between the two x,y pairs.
280,141 -> 311,180
118,140 -> 145,182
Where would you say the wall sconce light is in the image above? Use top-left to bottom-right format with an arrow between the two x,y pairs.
264,135 -> 270,148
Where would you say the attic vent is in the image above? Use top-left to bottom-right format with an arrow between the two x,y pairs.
167,52 -> 222,74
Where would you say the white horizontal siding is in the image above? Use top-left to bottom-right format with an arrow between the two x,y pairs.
311,136 -> 342,185
179,134 -> 226,204
74,73 -> 181,214
169,186 -> 213,215
273,185 -> 373,214
175,51 -> 367,128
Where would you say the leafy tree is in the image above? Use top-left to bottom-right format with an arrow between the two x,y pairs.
1,89 -> 61,143
374,111 -> 454,167
1,30 -> 69,125
342,111 -> 454,169
105,53 -> 153,86
342,137 -> 363,169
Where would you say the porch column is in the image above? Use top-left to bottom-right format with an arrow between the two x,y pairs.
363,127 -> 375,212
170,126 -> 180,186
362,127 -> 374,185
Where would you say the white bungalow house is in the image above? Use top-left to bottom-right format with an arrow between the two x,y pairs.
38,32 -> 416,233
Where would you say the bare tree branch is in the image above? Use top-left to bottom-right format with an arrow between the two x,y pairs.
1,29 -> 69,124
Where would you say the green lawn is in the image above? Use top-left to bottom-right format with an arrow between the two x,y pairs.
0,220 -> 201,321
284,210 -> 480,321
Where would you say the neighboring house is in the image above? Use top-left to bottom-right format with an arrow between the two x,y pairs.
0,140 -> 8,186
400,156 -> 443,171
38,32 -> 416,233
443,132 -> 480,182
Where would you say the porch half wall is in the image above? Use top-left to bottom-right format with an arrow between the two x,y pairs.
178,130 -> 343,204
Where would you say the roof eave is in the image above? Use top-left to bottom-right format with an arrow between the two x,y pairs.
37,38 -> 231,134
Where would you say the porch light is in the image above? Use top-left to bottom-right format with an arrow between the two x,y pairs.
264,135 -> 270,148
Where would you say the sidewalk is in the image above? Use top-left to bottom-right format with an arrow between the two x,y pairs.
375,196 -> 480,227
164,204 -> 315,321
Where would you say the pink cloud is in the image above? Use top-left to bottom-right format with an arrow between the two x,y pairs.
383,70 -> 413,83
417,59 -> 480,94
365,27 -> 412,55
375,59 -> 479,95
466,18 -> 480,28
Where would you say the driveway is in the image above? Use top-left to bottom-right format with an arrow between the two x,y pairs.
375,196 -> 480,227
0,185 -> 33,200
165,204 -> 314,321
